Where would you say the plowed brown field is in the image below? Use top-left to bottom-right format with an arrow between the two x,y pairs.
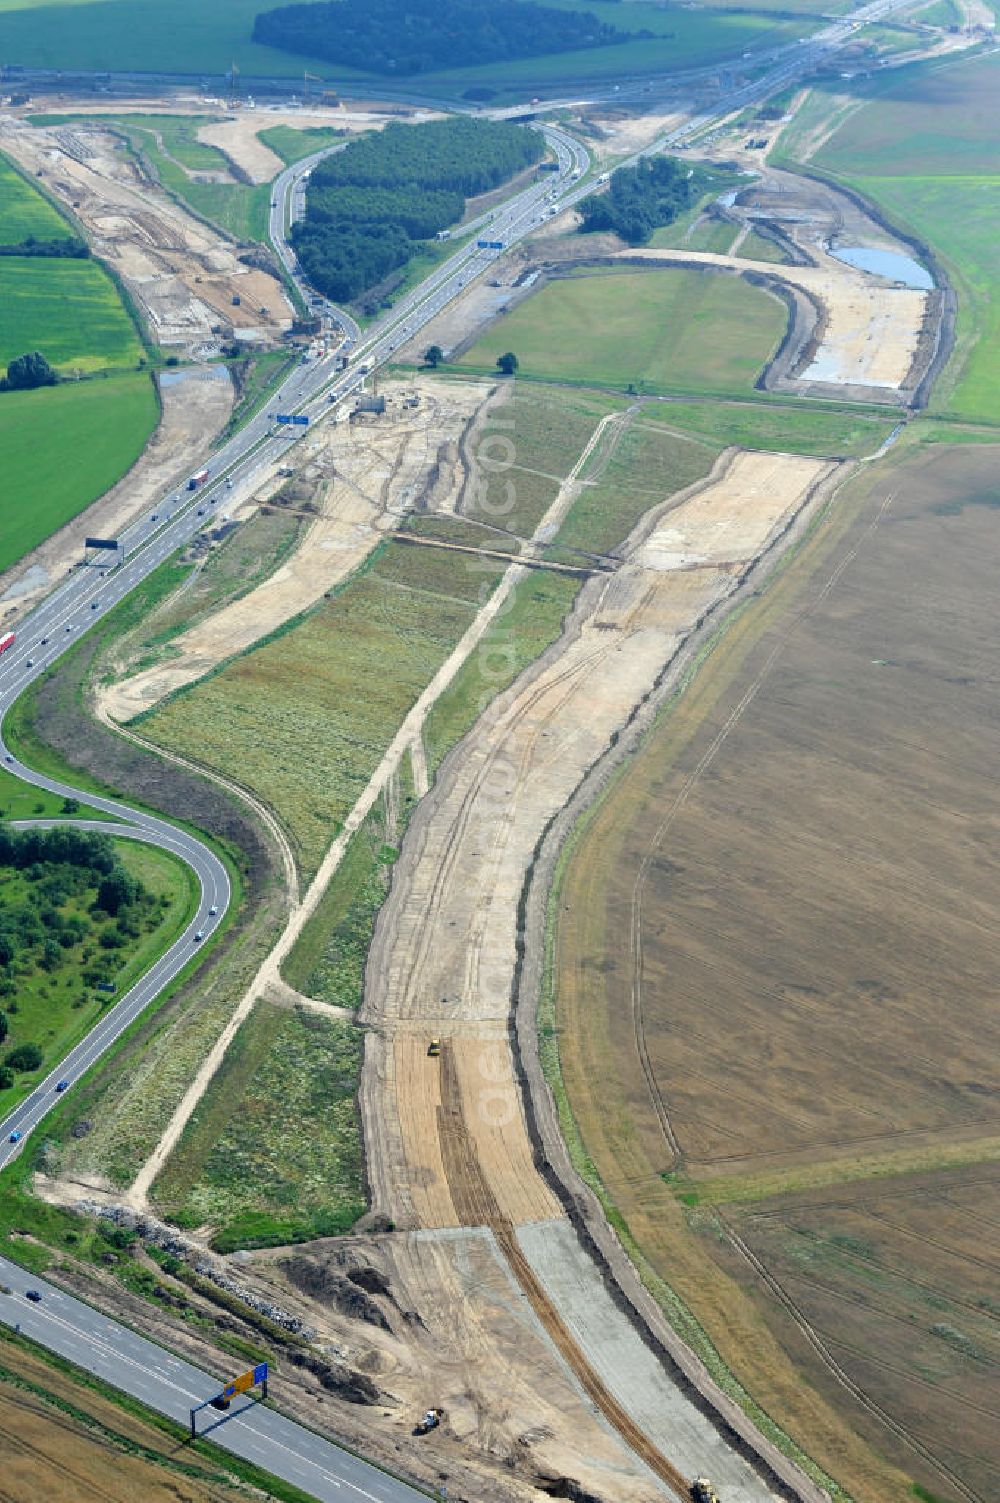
554,441 -> 1000,1503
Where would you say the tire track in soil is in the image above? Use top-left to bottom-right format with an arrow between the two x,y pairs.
720,1219 -> 986,1503
436,1044 -> 691,1502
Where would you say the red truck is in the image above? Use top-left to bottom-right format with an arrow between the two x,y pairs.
187,468 -> 210,491
0,631 -> 15,655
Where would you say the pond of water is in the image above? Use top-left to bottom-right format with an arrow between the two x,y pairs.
829,244 -> 934,290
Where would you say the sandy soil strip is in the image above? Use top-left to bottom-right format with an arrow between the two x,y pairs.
619,247 -> 926,389
104,378 -> 494,720
358,448 -> 834,1496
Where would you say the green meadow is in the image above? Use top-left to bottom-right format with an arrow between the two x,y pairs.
0,257 -> 144,373
0,150 -> 73,243
458,267 -> 787,398
0,0 -> 814,94
0,375 -> 158,573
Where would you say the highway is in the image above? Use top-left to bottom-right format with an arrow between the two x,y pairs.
0,12 -> 921,1494
0,119 -> 588,1166
0,1255 -> 428,1503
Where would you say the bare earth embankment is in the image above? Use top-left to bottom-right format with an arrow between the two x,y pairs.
360,446 -> 837,1502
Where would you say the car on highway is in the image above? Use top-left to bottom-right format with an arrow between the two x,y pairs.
194,930 -> 204,942
25,658 -> 33,667
8,1131 -> 22,1143
210,1395 -> 231,1411
25,1289 -> 42,1303
209,905 -> 218,916
55,1080 -> 69,1093
4,755 -> 11,764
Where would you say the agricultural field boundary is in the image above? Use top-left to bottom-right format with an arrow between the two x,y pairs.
511,454 -> 860,1498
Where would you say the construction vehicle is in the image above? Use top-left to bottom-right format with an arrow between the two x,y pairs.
691,1480 -> 721,1503
427,1039 -> 441,1058
413,1407 -> 444,1435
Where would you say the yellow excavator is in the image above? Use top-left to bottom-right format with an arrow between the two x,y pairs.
691,1481 -> 721,1503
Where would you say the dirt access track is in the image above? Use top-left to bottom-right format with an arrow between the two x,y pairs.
100,376 -> 494,722
0,118 -> 293,353
360,443 -> 839,1502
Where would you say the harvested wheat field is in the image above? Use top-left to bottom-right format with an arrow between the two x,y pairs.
553,441 -> 1000,1503
0,1338 -> 249,1502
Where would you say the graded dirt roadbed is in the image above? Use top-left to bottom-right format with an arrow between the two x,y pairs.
361,446 -> 837,1500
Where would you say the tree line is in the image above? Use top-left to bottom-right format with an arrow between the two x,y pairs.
578,156 -> 707,245
253,0 -> 626,76
292,117 -> 543,308
0,235 -> 89,260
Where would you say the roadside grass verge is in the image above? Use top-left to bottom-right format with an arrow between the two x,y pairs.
153,1001 -> 365,1252
0,838 -> 197,1121
0,765 -> 103,822
456,266 -> 788,397
0,374 -> 158,575
223,349 -> 297,438
136,542 -> 505,883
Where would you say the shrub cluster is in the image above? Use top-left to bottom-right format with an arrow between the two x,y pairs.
0,828 -> 156,1081
578,156 -> 704,245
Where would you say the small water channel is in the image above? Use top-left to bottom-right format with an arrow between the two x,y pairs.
828,244 -> 934,290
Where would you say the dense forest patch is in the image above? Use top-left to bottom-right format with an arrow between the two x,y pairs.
253,0 -> 626,75
578,156 -> 709,244
291,116 -> 543,306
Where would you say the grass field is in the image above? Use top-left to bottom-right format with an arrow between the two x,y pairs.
647,396 -> 895,457
0,839 -> 195,1120
0,257 -> 145,374
0,0 -> 815,93
153,1000 -> 365,1251
0,375 -> 158,575
781,53 -> 1000,424
0,766 -> 103,822
458,268 -> 788,398
0,150 -> 73,244
281,791 -> 402,1007
138,542 -> 503,882
107,507 -> 306,681
257,124 -> 343,166
551,438 -> 1000,1502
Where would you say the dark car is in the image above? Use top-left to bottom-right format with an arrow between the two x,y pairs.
55,1080 -> 69,1093
25,1290 -> 42,1303
8,1131 -> 22,1144
210,1395 -> 231,1411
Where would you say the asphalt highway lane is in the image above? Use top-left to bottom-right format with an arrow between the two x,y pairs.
0,1257 -> 428,1503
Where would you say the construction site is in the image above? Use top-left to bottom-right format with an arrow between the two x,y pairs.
2,60 -> 977,1503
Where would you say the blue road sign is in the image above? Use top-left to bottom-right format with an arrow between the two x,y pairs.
275,414 -> 309,426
